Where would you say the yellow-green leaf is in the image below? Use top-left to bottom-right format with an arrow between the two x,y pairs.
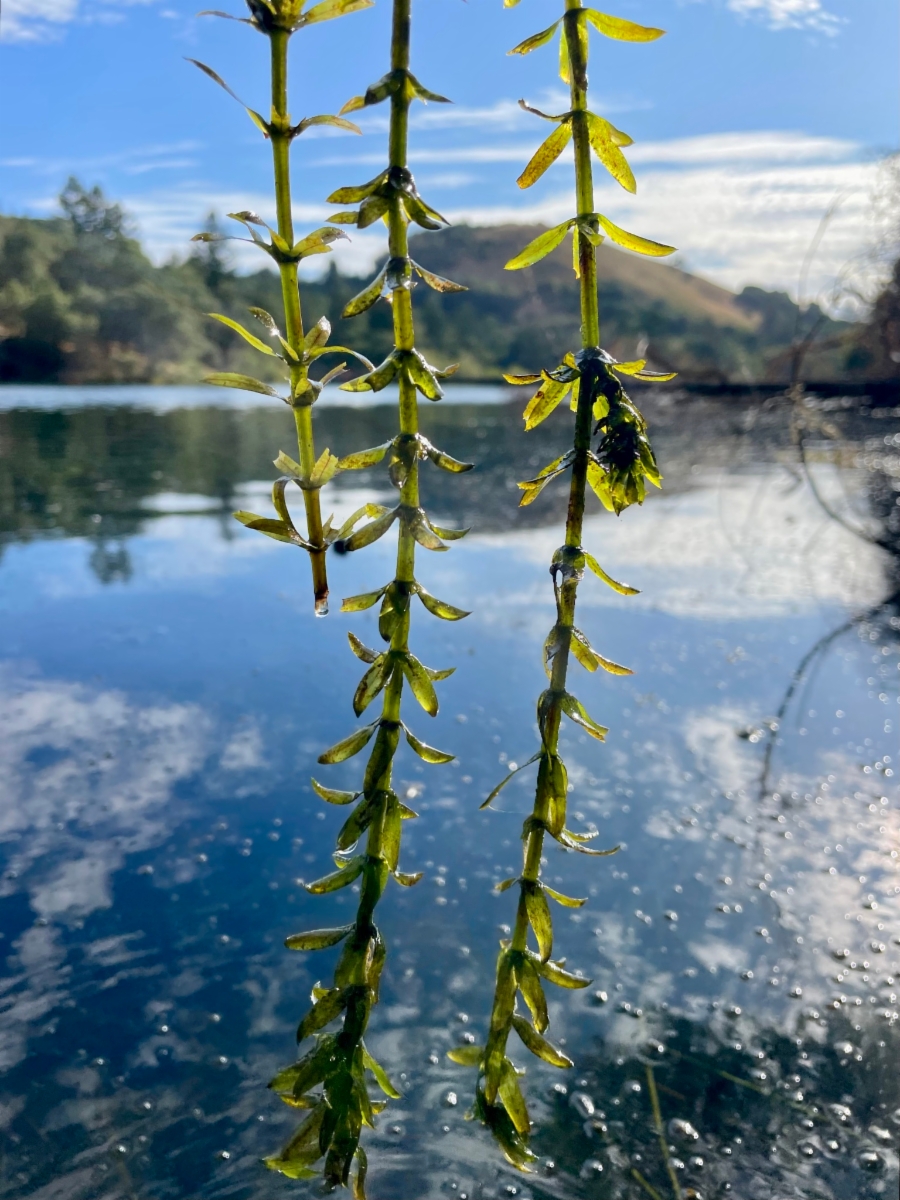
596,213 -> 675,257
584,9 -> 664,42
505,219 -> 574,270
517,121 -> 572,189
207,313 -> 278,356
586,114 -> 636,193
523,376 -> 571,430
508,19 -> 560,56
583,552 -> 640,595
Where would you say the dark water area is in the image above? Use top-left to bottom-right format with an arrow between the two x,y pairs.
0,384 -> 898,1200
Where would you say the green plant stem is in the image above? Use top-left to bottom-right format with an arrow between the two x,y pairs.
511,0 -> 596,956
646,1064 -> 682,1200
269,28 -> 329,614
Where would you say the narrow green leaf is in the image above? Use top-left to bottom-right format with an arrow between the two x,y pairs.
560,693 -> 608,740
517,121 -> 572,189
423,442 -> 473,473
584,8 -> 665,41
337,442 -> 390,470
341,507 -> 397,552
480,751 -> 541,810
405,726 -> 454,764
495,876 -> 519,892
327,171 -> 387,205
511,1015 -> 573,1067
347,632 -> 379,664
587,114 -> 636,193
595,212 -> 675,257
411,260 -> 467,292
447,1044 -> 483,1067
416,588 -> 470,621
401,653 -> 439,717
362,1046 -> 401,1098
509,19 -> 560,55
499,1060 -> 531,1135
583,554 -> 640,596
505,219 -> 574,270
304,858 -> 364,895
393,869 -> 423,887
523,376 -> 571,430
311,778 -> 359,806
205,372 -> 282,398
341,587 -> 387,613
208,312 -> 277,352
302,0 -> 375,26
294,113 -> 362,136
524,884 -> 553,961
543,884 -> 586,908
318,723 -> 377,764
298,989 -> 348,1040
503,372 -> 542,386
285,925 -> 355,951
518,957 -> 549,1031
538,957 -> 591,988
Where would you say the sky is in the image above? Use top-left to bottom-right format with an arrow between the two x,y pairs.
1,0 -> 898,307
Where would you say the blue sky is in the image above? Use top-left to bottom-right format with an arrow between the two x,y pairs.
1,0 -> 897,304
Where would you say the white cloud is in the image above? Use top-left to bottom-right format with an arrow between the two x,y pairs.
725,0 -> 843,36
1,0 -> 157,42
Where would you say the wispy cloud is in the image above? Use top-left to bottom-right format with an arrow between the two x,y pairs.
1,0 -> 158,43
725,0 -> 843,36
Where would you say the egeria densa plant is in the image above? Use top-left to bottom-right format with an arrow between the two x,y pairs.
448,0 -> 676,1169
264,0 -> 470,1189
191,0 -> 382,615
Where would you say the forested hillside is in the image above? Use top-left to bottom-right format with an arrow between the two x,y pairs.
0,179 -> 886,387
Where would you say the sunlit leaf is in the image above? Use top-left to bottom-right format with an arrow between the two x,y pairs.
302,0 -> 375,26
517,957 -> 549,1031
517,121 -> 572,189
411,260 -> 467,292
538,957 -> 592,988
498,1060 -> 531,1135
511,1015 -> 573,1067
595,212 -> 675,256
523,376 -> 571,430
505,219 -> 574,270
524,884 -> 553,960
362,1045 -> 401,1098
584,8 -> 664,42
543,884 -> 585,908
416,588 -> 470,621
582,551 -> 640,595
347,632 -> 379,663
447,1044 -> 484,1067
586,114 -> 636,192
405,726 -> 454,764
337,442 -> 390,470
509,19 -> 561,56
341,586 -> 386,613
560,692 -> 608,740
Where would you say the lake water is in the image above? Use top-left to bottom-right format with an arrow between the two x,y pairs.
0,384 -> 898,1200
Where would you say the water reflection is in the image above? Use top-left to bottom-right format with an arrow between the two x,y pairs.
0,388 -> 897,1199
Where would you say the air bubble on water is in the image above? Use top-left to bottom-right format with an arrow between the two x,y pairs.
592,990 -> 608,1004
788,986 -> 803,998
668,1119 -> 699,1142
218,1150 -> 231,1160
444,1091 -> 458,1107
858,1150 -> 884,1171
799,1142 -> 816,1158
570,1092 -> 595,1118
579,1159 -> 604,1180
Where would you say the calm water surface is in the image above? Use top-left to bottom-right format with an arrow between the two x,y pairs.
0,385 -> 898,1200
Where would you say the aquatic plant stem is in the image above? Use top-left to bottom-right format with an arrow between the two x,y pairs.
511,0 -> 596,958
269,28 -> 329,614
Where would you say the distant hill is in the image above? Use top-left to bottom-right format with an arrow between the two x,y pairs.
0,179 -> 881,387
